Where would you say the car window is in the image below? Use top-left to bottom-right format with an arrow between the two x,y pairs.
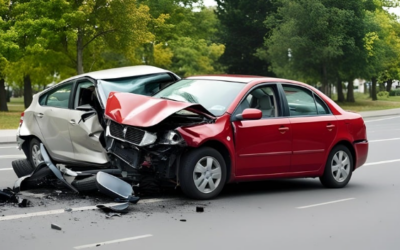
314,94 -> 331,114
98,73 -> 176,105
39,82 -> 73,108
235,85 -> 279,118
74,81 -> 94,109
283,85 -> 318,116
154,79 -> 245,116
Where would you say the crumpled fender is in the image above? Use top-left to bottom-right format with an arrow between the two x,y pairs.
105,92 -> 215,127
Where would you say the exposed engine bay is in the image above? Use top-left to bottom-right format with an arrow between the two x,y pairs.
104,110 -> 214,190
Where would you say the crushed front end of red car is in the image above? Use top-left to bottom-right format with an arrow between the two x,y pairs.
103,92 -> 215,188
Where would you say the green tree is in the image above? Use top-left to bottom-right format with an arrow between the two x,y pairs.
216,0 -> 276,75
258,0 -> 368,97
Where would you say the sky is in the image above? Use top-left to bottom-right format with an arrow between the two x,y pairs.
203,0 -> 217,7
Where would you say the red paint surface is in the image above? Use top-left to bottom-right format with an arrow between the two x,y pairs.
105,92 -> 214,127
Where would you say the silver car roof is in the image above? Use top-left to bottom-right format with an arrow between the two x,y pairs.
59,65 -> 176,83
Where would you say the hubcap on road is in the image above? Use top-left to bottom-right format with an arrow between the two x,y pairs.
31,144 -> 43,167
193,156 -> 222,194
331,150 -> 350,182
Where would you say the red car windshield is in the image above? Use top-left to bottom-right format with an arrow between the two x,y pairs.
154,79 -> 245,116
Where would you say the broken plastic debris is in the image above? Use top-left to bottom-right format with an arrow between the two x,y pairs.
196,206 -> 204,213
18,198 -> 31,207
105,213 -> 121,219
0,189 -> 18,203
51,224 -> 62,230
96,203 -> 130,213
65,208 -> 73,212
180,219 -> 186,222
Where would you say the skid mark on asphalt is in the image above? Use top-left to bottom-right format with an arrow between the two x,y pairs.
297,198 -> 355,209
0,198 -> 172,221
74,234 -> 153,249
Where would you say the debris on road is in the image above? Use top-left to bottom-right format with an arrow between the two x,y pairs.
196,206 -> 204,213
180,219 -> 186,222
51,223 -> 62,230
97,203 -> 130,214
105,212 -> 122,219
18,198 -> 31,207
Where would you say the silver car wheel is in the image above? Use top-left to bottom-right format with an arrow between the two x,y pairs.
331,150 -> 350,182
193,156 -> 222,194
31,144 -> 43,167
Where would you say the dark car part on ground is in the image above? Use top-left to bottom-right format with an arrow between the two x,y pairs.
11,144 -> 140,207
0,188 -> 32,207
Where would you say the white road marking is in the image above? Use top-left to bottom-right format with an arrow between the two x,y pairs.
297,198 -> 355,209
0,199 -> 171,221
0,146 -> 17,149
369,138 -> 400,143
365,116 -> 400,123
364,159 -> 400,166
0,168 -> 12,171
0,155 -> 24,158
369,128 -> 400,133
74,235 -> 153,249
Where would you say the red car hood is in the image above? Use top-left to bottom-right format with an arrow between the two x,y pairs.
105,92 -> 215,127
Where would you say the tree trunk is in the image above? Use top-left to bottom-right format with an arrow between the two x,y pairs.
76,28 -> 84,75
371,77 -> 378,101
346,78 -> 355,102
322,64 -> 329,96
24,74 -> 33,108
386,79 -> 393,92
0,79 -> 8,111
364,82 -> 368,94
336,79 -> 345,102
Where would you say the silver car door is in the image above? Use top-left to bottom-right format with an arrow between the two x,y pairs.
35,82 -> 75,161
68,80 -> 108,165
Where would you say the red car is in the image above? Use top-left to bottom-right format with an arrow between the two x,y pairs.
104,76 -> 368,199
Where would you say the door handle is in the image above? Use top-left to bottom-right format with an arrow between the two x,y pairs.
326,124 -> 335,131
278,126 -> 289,133
36,113 -> 44,118
69,119 -> 76,125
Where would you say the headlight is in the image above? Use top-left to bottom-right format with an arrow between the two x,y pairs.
159,130 -> 184,145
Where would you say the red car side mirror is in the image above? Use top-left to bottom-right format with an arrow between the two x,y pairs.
236,108 -> 262,120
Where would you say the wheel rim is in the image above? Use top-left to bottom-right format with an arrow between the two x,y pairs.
331,150 -> 350,182
31,144 -> 43,167
193,156 -> 222,194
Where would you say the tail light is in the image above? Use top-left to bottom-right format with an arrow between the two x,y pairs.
19,112 -> 24,127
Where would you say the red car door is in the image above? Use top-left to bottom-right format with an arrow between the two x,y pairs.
232,84 -> 292,177
282,84 -> 337,173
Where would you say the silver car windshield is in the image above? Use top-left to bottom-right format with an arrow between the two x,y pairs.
97,73 -> 175,106
153,79 -> 246,116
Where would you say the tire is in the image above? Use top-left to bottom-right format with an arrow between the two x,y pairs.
72,176 -> 98,192
29,138 -> 44,168
179,147 -> 226,200
320,145 -> 353,188
12,159 -> 34,178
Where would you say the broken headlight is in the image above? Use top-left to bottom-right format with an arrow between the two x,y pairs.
158,130 -> 184,145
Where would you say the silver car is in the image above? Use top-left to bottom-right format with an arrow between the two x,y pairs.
17,65 -> 180,169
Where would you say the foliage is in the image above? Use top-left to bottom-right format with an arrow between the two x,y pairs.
377,91 -> 389,98
389,88 -> 400,96
215,0 -> 276,75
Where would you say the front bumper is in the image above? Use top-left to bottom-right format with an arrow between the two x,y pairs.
354,140 -> 368,170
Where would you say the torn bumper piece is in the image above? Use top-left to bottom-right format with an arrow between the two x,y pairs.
13,144 -> 79,193
13,144 -> 140,205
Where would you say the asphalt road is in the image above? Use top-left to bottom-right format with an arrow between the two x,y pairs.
0,115 -> 400,250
